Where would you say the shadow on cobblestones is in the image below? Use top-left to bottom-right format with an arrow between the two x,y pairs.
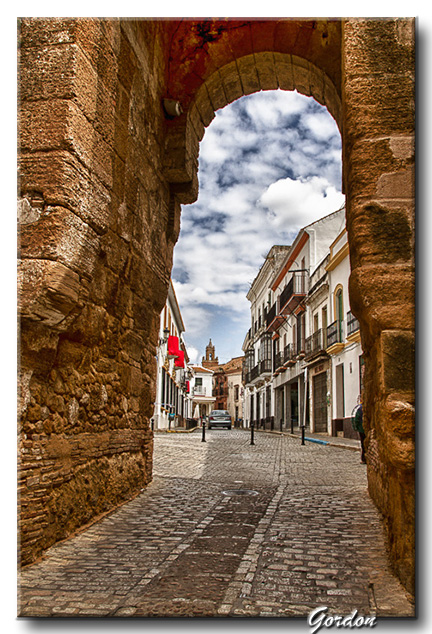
18,430 -> 414,619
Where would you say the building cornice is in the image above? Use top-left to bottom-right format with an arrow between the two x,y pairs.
325,242 -> 349,272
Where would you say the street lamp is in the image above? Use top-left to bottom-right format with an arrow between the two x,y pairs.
160,327 -> 170,346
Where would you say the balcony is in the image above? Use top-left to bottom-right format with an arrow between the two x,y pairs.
279,271 -> 308,316
273,344 -> 298,373
265,301 -> 285,332
192,386 -> 208,396
346,311 -> 360,337
260,358 -> 272,375
274,350 -> 283,371
305,329 -> 327,360
245,358 -> 272,386
326,320 -> 344,350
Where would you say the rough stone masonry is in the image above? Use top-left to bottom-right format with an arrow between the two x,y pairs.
18,18 -> 415,594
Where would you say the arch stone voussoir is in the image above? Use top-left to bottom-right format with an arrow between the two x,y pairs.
218,59 -> 245,105
254,51 -> 279,91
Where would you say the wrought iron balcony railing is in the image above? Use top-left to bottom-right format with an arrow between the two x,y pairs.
346,311 -> 360,337
266,302 -> 276,329
326,320 -> 344,348
260,358 -> 272,374
279,271 -> 308,316
192,386 -> 208,396
305,328 -> 327,358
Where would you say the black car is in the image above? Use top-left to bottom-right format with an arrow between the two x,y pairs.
208,410 -> 232,430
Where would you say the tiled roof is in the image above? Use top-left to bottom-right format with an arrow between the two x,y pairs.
221,356 -> 243,373
189,365 -> 213,374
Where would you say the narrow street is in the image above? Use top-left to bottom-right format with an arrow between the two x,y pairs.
19,429 -> 414,619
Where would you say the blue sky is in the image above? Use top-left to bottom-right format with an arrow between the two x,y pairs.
172,89 -> 345,364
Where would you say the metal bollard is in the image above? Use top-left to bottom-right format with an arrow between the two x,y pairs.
280,418 -> 283,432
301,425 -> 305,445
250,421 -> 255,446
202,418 -> 206,442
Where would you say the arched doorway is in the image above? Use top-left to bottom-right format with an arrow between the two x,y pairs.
18,18 -> 414,592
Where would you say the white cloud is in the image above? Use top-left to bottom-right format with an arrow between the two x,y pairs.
259,176 -> 345,231
302,110 -> 340,140
184,344 -> 199,364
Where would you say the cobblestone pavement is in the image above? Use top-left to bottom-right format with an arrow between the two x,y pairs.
18,430 -> 414,619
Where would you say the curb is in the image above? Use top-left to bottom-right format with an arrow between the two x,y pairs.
255,428 -> 361,452
154,427 -> 199,434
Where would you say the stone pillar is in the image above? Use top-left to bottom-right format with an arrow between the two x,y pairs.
342,18 -> 415,593
18,18 -> 174,564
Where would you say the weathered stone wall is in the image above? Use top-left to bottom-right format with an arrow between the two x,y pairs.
18,18 -> 177,564
343,19 -> 415,594
18,18 -> 415,596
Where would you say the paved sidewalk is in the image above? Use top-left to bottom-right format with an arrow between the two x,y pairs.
18,430 -> 414,618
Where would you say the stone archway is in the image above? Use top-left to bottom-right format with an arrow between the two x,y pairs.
18,18 -> 414,593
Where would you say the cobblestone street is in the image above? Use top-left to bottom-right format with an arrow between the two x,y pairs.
19,429 -> 414,620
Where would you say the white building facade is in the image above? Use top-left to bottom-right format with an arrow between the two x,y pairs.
242,245 -> 291,429
242,207 -> 363,438
325,228 -> 363,437
188,365 -> 216,422
152,282 -> 191,430
269,209 -> 345,434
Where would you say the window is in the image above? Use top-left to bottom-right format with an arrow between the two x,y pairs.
336,288 -> 343,340
234,385 -> 239,401
195,377 -> 203,386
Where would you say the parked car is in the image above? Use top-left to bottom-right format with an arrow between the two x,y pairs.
208,410 -> 232,430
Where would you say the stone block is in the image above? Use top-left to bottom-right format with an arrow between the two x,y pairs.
343,74 -> 414,144
75,19 -> 119,94
163,116 -> 195,183
348,264 -> 414,336
381,330 -> 415,394
188,104 -> 206,143
377,166 -> 414,200
55,339 -> 89,370
347,202 -> 413,267
194,83 -> 216,128
19,150 -> 111,235
273,53 -> 294,91
19,206 -> 100,280
292,55 -> 311,96
19,44 -> 78,102
347,137 -> 401,201
19,259 -> 81,327
67,304 -> 108,347
255,52 -> 278,91
236,54 -> 260,96
204,71 -> 228,112
19,99 -> 114,189
218,60 -> 244,105
19,17 -> 77,49
308,65 -> 326,107
343,19 -> 414,80
383,397 -> 415,438
117,30 -> 137,93
120,331 -> 145,363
